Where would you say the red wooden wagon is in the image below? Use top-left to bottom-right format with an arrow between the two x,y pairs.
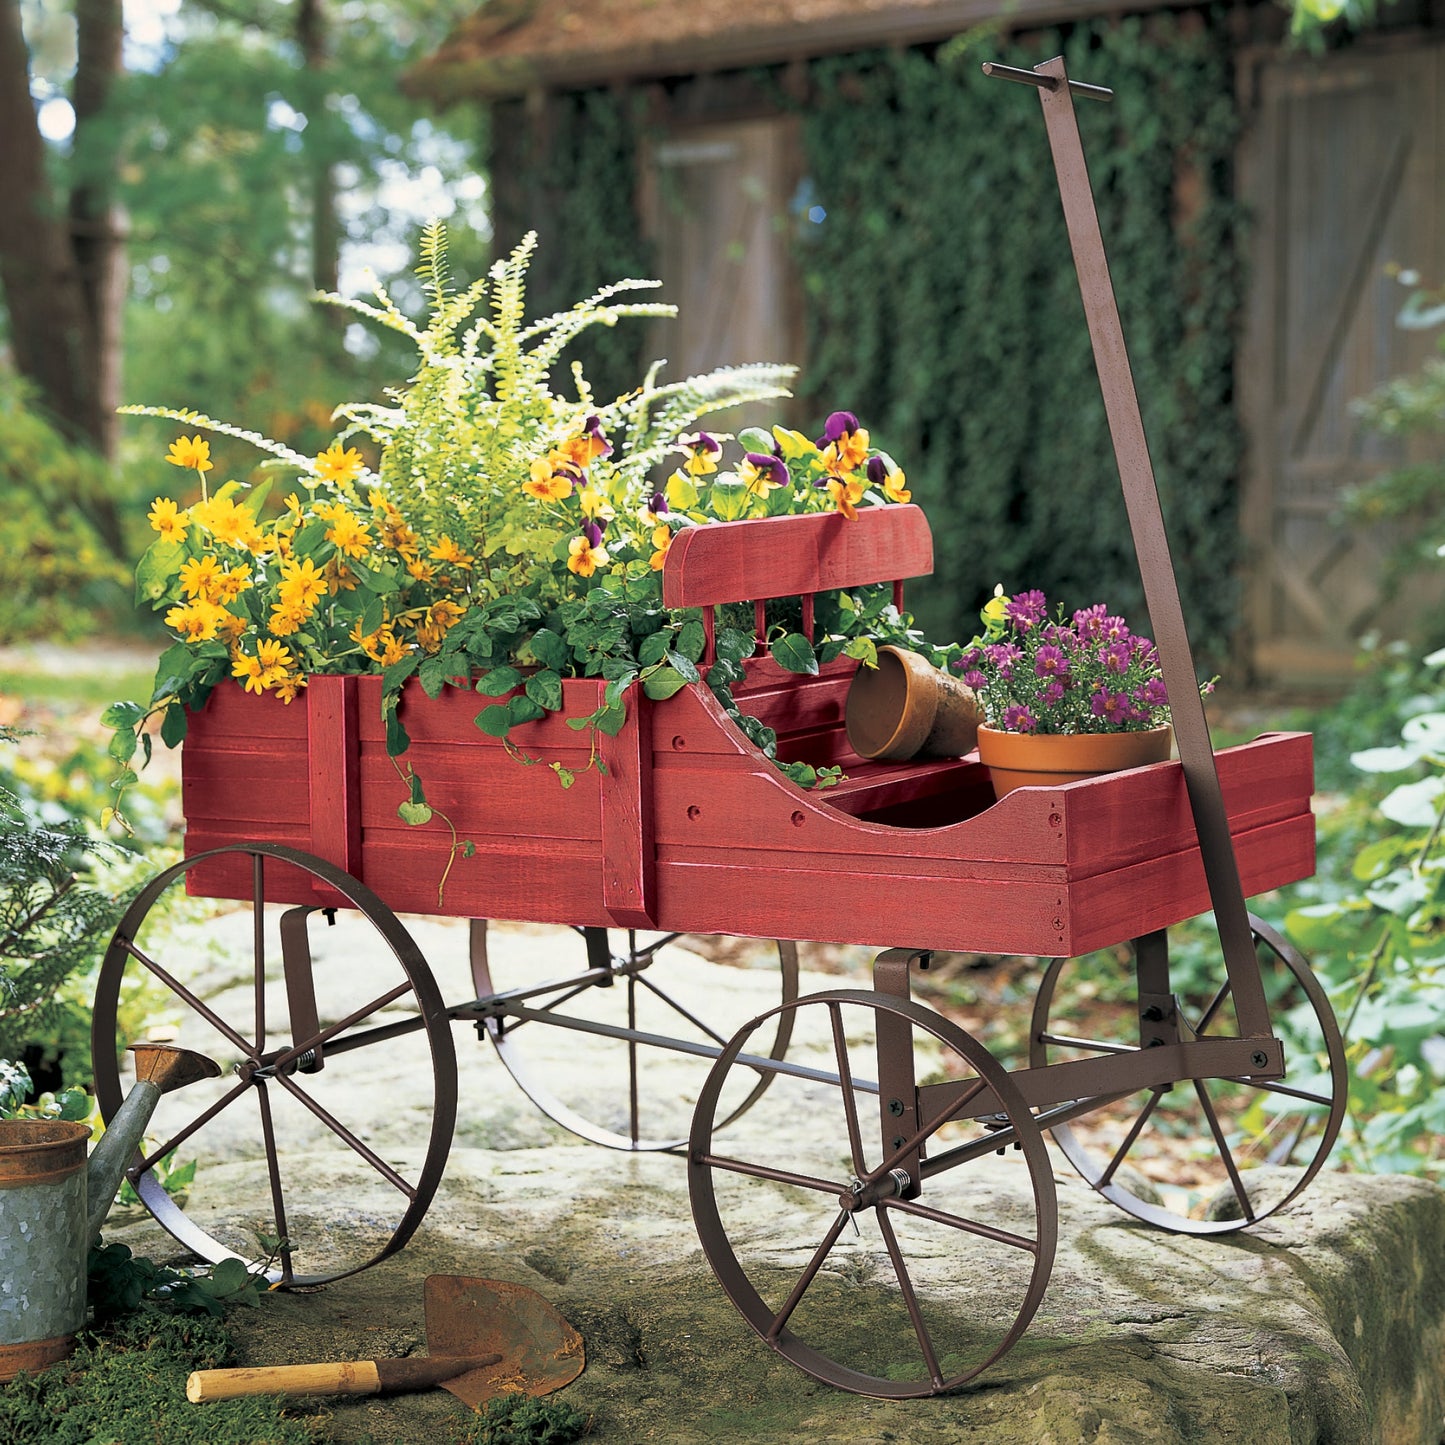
91,61 -> 1347,1398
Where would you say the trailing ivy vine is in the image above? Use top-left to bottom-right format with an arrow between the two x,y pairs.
492,9 -> 1246,665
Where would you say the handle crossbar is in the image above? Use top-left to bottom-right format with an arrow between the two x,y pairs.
981,61 -> 1113,103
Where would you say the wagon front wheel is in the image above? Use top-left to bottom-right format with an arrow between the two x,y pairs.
91,844 -> 458,1285
689,990 -> 1056,1397
1029,915 -> 1346,1233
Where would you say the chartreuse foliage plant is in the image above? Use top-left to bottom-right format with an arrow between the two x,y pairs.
106,228 -> 939,863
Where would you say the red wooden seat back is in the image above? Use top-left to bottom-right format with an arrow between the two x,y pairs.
660,505 -> 934,609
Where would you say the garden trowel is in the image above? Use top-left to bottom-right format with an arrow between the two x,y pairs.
186,1274 -> 584,1407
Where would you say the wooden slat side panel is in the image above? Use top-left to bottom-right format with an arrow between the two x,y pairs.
182,752 -> 311,829
307,675 -> 362,879
599,693 -> 655,927
662,505 -> 933,608
182,838 -> 332,907
1068,815 -> 1317,956
184,684 -> 308,742
1059,733 -> 1315,876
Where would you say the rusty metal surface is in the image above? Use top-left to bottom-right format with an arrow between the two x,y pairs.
129,1044 -> 222,1094
424,1275 -> 585,1407
0,1332 -> 77,1383
688,987 -> 1057,1398
90,843 -> 458,1286
0,1121 -> 89,1188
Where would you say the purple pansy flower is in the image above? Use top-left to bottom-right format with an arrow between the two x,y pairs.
866,455 -> 888,487
582,520 -> 605,548
815,410 -> 860,447
583,415 -> 613,459
679,430 -> 721,457
648,491 -> 668,516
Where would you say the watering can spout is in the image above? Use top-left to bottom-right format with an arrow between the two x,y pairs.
86,1044 -> 221,1243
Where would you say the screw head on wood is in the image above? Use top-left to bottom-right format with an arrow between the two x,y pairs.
888,1099 -> 905,1116
1250,1050 -> 1269,1069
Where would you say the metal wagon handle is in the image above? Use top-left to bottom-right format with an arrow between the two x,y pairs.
985,56 -> 1272,1038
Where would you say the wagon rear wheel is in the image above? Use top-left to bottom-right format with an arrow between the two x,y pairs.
474,923 -> 798,1151
689,990 -> 1056,1396
1029,915 -> 1346,1233
91,844 -> 457,1285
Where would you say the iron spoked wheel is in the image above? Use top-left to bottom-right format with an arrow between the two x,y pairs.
1029,915 -> 1346,1234
91,844 -> 457,1285
474,923 -> 799,1151
689,990 -> 1056,1398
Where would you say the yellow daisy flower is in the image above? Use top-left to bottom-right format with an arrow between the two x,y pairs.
147,497 -> 189,542
314,440 -> 365,488
165,435 -> 213,474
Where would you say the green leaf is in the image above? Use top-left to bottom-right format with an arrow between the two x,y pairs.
108,727 -> 138,765
595,699 -> 627,736
676,620 -> 706,663
160,701 -> 188,748
207,1258 -> 251,1295
101,701 -> 145,730
737,426 -> 774,454
643,666 -> 690,701
770,633 -> 819,675
524,670 -> 564,712
709,477 -> 751,521
638,631 -> 672,667
476,665 -> 523,697
384,708 -> 410,758
551,763 -> 576,789
843,636 -> 879,668
604,670 -> 637,705
666,652 -> 700,683
474,705 -> 512,738
418,654 -> 452,699
397,801 -> 434,826
134,537 -> 187,608
409,772 -> 427,805
529,627 -> 569,672
507,696 -> 546,726
383,655 -> 420,692
360,596 -> 387,637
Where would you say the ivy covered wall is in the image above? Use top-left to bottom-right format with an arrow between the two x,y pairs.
490,9 -> 1245,663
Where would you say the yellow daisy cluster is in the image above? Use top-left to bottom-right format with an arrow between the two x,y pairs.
232,639 -> 301,700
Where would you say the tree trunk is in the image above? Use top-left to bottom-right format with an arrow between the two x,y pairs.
297,0 -> 341,319
0,0 -> 125,553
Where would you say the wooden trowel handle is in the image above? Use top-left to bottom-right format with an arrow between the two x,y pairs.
187,1353 -> 502,1402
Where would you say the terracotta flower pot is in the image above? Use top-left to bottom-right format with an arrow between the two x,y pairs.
976,724 -> 1173,799
844,646 -> 981,762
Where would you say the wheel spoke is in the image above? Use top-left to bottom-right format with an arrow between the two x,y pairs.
636,973 -> 731,1048
254,1081 -> 293,1284
136,1077 -> 253,1175
628,977 -> 640,1147
1225,1076 -> 1333,1108
875,1206 -> 944,1389
1098,1086 -> 1167,1186
270,1071 -> 417,1199
887,1195 -> 1038,1253
768,1210 -> 850,1341
1037,1032 -> 1135,1056
829,1004 -> 868,1176
696,1152 -> 843,1196
119,938 -> 256,1059
265,978 -> 413,1073
1193,978 -> 1232,1037
1192,1079 -> 1255,1222
877,1076 -> 988,1181
252,853 -> 266,1051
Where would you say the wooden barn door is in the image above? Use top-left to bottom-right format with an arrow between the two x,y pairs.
1238,41 -> 1445,684
642,116 -> 804,423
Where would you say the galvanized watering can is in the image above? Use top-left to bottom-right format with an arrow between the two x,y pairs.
0,1044 -> 219,1380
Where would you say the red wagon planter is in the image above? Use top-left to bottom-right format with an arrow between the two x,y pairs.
92,59 -> 1347,1400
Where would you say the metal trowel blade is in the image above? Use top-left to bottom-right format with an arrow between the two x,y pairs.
424,1275 -> 585,1410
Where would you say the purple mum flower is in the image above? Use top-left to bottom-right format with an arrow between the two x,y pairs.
1136,676 -> 1168,708
1004,589 -> 1048,631
1101,639 -> 1133,675
1072,603 -> 1109,638
1034,644 -> 1069,678
1101,614 -> 1130,643
1003,704 -> 1037,733
815,410 -> 860,448
1090,688 -> 1132,725
961,670 -> 987,690
985,641 -> 1021,680
1040,679 -> 1066,707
